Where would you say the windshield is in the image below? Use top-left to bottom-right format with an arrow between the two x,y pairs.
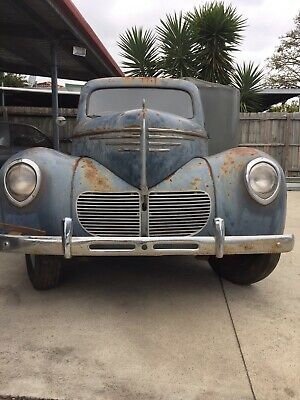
87,88 -> 193,119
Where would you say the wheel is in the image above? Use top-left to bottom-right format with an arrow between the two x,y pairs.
25,254 -> 62,290
209,253 -> 281,285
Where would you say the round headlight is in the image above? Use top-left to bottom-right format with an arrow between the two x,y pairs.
4,159 -> 41,206
245,158 -> 281,205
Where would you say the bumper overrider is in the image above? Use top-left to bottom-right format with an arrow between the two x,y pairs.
0,218 -> 294,258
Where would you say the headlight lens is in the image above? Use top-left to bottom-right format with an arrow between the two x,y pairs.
4,160 -> 41,206
246,158 -> 281,205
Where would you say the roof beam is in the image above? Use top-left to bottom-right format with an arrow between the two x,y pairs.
46,0 -> 117,77
7,0 -> 100,79
0,42 -> 50,76
0,22 -> 69,40
7,0 -> 56,40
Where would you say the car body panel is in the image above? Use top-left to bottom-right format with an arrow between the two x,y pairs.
0,77 -> 291,260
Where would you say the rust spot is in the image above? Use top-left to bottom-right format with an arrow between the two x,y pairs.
233,146 -> 259,157
123,76 -> 160,85
82,159 -> 112,191
220,147 -> 260,176
0,223 -> 45,236
191,177 -> 201,189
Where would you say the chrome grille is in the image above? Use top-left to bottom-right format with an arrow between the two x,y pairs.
77,192 -> 140,236
148,191 -> 211,236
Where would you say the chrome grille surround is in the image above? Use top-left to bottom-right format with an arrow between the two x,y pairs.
77,192 -> 141,237
76,190 -> 211,237
148,191 -> 211,237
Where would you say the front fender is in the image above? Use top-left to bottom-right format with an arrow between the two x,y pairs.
204,147 -> 286,236
0,148 -> 79,235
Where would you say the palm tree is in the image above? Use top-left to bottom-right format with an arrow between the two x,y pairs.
118,2 -> 246,83
186,2 -> 246,84
231,62 -> 264,112
118,27 -> 159,77
156,12 -> 197,78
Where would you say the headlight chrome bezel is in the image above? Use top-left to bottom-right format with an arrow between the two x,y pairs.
4,159 -> 41,207
245,157 -> 281,205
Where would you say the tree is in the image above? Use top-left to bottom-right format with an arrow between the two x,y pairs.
186,2 -> 246,84
157,12 -> 197,78
118,2 -> 246,84
269,100 -> 299,113
267,11 -> 300,88
231,62 -> 264,112
0,72 -> 27,87
118,27 -> 159,77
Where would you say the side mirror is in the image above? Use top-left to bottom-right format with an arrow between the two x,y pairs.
0,122 -> 10,148
56,116 -> 66,127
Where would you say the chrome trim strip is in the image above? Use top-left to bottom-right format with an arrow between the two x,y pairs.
0,233 -> 294,257
3,158 -> 41,208
147,127 -> 207,139
74,127 -> 207,140
140,99 -> 149,236
140,99 -> 148,196
214,218 -> 225,258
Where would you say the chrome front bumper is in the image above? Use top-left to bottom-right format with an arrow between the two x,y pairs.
0,218 -> 294,259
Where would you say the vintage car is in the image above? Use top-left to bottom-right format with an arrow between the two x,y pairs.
0,77 -> 294,290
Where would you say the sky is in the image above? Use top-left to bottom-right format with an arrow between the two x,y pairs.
72,0 -> 300,71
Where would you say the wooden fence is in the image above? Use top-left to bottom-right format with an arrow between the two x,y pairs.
240,112 -> 300,177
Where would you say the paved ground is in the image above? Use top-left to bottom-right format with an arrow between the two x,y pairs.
0,192 -> 299,400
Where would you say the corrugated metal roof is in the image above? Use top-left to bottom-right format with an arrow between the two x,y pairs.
0,0 -> 123,80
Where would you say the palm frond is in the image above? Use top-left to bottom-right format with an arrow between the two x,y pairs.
186,2 -> 246,84
156,12 -> 197,78
118,27 -> 159,77
231,62 -> 264,112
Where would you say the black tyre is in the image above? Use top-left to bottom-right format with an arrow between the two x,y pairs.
26,254 -> 62,290
209,253 -> 281,285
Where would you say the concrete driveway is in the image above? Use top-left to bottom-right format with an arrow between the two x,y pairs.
0,193 -> 299,400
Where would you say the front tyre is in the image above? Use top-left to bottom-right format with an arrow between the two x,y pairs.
25,255 -> 62,290
209,253 -> 281,285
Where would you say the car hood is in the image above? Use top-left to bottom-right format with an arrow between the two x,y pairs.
71,109 -> 208,189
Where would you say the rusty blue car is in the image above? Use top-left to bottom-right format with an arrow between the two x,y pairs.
0,77 -> 294,289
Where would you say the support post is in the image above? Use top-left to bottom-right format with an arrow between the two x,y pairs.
1,83 -> 8,121
51,42 -> 59,150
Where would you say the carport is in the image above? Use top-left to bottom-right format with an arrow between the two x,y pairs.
0,0 -> 123,149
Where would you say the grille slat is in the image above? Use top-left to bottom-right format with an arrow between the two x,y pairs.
77,192 -> 141,236
77,190 -> 211,237
149,191 -> 211,237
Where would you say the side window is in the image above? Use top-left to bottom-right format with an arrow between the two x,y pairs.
10,124 -> 52,148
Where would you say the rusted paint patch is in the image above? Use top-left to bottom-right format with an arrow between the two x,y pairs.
230,146 -> 259,157
123,76 -> 159,85
0,223 -> 45,235
81,159 -> 112,191
191,177 -> 201,189
220,147 -> 260,176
